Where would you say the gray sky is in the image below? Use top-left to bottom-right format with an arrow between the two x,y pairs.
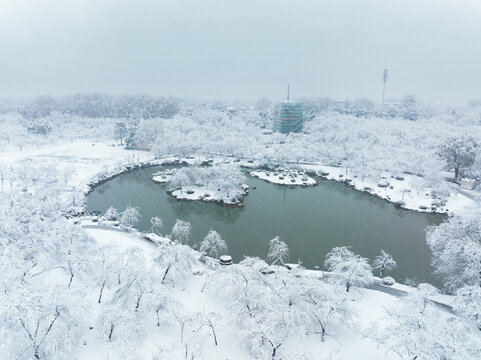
1,0 -> 481,102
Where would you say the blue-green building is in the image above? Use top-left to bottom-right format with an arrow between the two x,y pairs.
272,100 -> 304,134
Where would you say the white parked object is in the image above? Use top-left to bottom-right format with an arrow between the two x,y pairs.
378,179 -> 389,188
220,255 -> 233,265
382,276 -> 395,286
285,263 -> 301,271
460,178 -> 476,190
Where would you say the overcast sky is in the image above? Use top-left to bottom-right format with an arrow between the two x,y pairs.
1,0 -> 480,102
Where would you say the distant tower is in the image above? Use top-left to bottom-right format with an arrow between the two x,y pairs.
382,69 -> 389,105
272,85 -> 304,134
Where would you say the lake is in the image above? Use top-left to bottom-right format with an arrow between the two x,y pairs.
87,166 -> 445,285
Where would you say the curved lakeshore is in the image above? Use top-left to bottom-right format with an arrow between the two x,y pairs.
86,163 -> 446,286
77,154 -> 470,217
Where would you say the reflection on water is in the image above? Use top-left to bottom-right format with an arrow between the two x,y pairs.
87,166 -> 445,286
167,197 -> 243,223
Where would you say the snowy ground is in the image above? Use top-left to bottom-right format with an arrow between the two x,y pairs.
75,223 -> 466,360
78,225 -> 405,360
0,140 -> 154,191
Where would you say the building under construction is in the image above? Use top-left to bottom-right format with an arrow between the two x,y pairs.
272,86 -> 304,134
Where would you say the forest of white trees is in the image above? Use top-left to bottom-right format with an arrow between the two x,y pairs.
4,93 -> 480,184
2,175 -> 479,358
1,94 -> 481,359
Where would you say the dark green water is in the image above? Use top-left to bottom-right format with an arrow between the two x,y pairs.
87,166 -> 445,285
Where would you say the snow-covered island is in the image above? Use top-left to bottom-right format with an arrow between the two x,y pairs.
154,164 -> 249,206
151,169 -> 173,183
250,168 -> 317,186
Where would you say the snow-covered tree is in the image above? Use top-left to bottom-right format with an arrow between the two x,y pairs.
402,283 -> 439,314
324,247 -> 374,292
102,206 -> 119,221
207,257 -> 270,317
57,222 -> 94,288
0,164 -> 8,189
241,313 -> 291,360
372,284 -> 481,360
169,170 -> 190,194
401,94 -> 417,121
151,284 -> 176,328
113,247 -> 145,286
113,270 -> 152,313
96,302 -> 142,343
298,284 -> 350,342
171,219 -> 192,244
200,230 -> 228,259
93,246 -> 119,304
125,124 -> 138,149
236,267 -> 311,359
372,250 -> 397,277
120,206 -> 140,228
168,308 -> 195,344
436,135 -> 479,179
427,207 -> 481,291
454,285 -> 481,329
133,119 -> 164,146
114,121 -> 127,145
193,312 -> 222,346
61,166 -> 75,187
266,236 -> 289,265
2,286 -> 84,360
154,243 -> 198,286
149,216 -> 163,235
427,209 -> 481,329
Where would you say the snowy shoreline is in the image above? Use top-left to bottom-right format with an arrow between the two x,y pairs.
293,162 -> 470,215
77,153 -> 472,217
71,158 -> 170,215
59,149 -> 467,306
248,161 -> 470,215
78,218 -> 456,312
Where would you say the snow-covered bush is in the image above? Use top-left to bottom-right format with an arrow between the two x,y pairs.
427,208 -> 481,328
372,250 -> 397,278
200,229 -> 228,259
436,135 -> 479,179
324,246 -> 374,292
102,206 -> 119,221
371,285 -> 481,360
266,236 -> 289,265
427,208 -> 481,292
170,219 -> 192,244
153,243 -> 199,286
120,206 -> 141,228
